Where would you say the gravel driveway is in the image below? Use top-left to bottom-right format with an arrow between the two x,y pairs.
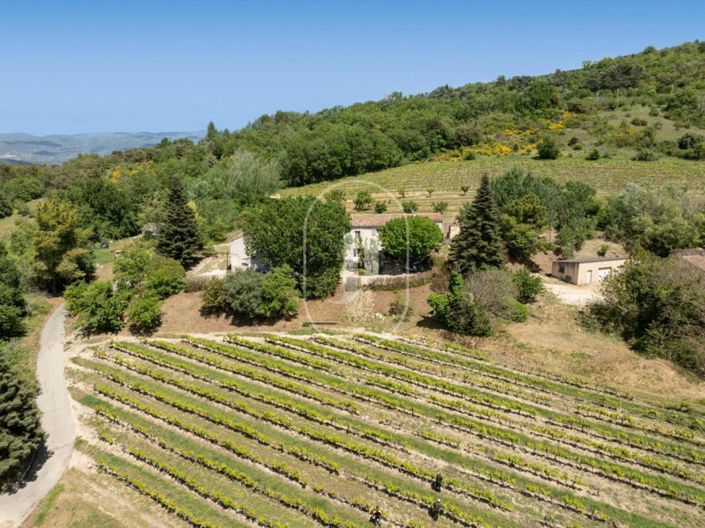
541,277 -> 603,306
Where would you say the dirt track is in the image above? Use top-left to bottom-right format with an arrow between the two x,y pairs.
0,306 -> 76,528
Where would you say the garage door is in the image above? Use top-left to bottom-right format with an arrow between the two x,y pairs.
597,267 -> 611,280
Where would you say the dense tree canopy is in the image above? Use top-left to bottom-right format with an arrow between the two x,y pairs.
590,252 -> 705,376
0,355 -> 45,490
378,216 -> 443,268
598,184 -> 705,256
491,168 -> 598,256
242,197 -> 350,298
0,244 -> 26,338
22,198 -> 94,293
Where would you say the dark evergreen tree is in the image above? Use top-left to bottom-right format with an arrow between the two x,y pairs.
0,356 -> 45,490
0,243 -> 26,338
0,194 -> 12,219
450,174 -> 505,273
156,178 -> 203,268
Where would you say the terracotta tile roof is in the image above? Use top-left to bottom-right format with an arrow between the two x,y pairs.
350,213 -> 444,228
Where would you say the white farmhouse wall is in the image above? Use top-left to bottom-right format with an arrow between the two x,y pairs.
228,236 -> 251,271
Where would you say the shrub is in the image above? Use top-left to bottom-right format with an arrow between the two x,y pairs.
144,256 -> 186,298
567,136 -> 579,146
463,151 -> 477,160
0,195 -> 12,219
677,132 -> 704,150
680,143 -> 705,160
632,149 -> 657,161
428,272 -> 492,336
374,201 -> 388,214
353,191 -> 374,211
258,265 -> 299,319
388,291 -> 412,320
590,252 -> 705,376
507,299 -> 528,322
127,293 -> 162,335
65,280 -> 129,333
216,266 -> 299,320
115,246 -> 185,298
0,304 -> 25,338
597,244 -> 609,257
448,295 -> 492,335
585,148 -> 600,160
513,269 -> 543,303
631,117 -> 648,126
401,201 -> 418,214
536,136 -> 560,159
465,268 -> 518,318
432,201 -> 448,214
324,189 -> 345,205
460,185 -> 470,195
200,278 -> 228,314
223,269 -> 265,318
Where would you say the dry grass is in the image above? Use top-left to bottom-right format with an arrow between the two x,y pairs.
147,282 -> 705,405
22,466 -> 186,528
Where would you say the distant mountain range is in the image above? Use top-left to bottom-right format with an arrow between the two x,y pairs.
0,131 -> 204,164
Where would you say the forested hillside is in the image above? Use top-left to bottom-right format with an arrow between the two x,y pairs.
1,41 -> 705,247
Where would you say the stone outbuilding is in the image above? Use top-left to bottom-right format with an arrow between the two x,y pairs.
552,256 -> 626,285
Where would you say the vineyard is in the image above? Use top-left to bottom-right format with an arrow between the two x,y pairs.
70,332 -> 705,528
282,158 -> 705,219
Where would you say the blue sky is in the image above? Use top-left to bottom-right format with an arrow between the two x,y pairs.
2,0 -> 704,135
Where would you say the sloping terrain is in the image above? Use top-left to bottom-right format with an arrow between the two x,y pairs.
69,332 -> 705,527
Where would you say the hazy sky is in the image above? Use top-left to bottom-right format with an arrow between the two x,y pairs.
2,0 -> 704,135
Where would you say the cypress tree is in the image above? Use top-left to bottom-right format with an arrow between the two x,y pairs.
156,178 -> 203,268
0,356 -> 45,490
450,174 -> 505,273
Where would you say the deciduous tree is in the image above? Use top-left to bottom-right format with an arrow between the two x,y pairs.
379,216 -> 443,268
23,198 -> 93,293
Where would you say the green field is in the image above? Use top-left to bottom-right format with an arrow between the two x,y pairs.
72,332 -> 705,528
282,157 -> 705,219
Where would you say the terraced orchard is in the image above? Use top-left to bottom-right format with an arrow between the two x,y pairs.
71,333 -> 705,528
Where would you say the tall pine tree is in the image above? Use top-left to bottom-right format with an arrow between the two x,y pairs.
156,178 -> 203,268
0,356 -> 45,489
450,174 -> 505,273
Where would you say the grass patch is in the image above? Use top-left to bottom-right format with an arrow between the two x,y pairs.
32,483 -> 65,526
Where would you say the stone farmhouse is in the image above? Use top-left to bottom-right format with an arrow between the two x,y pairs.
345,213 -> 444,273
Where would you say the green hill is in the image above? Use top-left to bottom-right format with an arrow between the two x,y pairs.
2,40 -> 705,243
